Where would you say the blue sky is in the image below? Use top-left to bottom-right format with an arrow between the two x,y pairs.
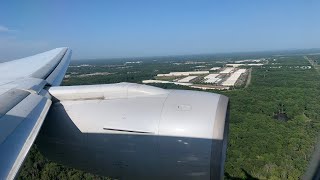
0,0 -> 319,60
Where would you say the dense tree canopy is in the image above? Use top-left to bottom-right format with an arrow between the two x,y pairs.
221,57 -> 320,179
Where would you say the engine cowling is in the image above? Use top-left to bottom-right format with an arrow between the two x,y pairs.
37,83 -> 229,180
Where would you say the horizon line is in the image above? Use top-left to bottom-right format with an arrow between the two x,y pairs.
72,47 -> 320,61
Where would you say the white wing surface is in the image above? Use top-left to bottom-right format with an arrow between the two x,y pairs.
0,48 -> 72,180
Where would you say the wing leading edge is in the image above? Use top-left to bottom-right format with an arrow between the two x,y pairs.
0,48 -> 72,180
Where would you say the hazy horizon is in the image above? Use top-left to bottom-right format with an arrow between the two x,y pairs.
59,47 -> 320,61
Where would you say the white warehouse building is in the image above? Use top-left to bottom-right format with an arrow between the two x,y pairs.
178,76 -> 198,83
142,80 -> 170,84
227,63 -> 264,67
222,69 -> 247,86
203,74 -> 220,84
210,67 -> 221,71
157,71 -> 209,77
219,67 -> 234,74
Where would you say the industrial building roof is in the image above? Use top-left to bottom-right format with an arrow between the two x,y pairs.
220,67 -> 234,74
178,76 -> 198,83
210,67 -> 221,71
203,74 -> 220,84
157,71 -> 209,76
221,69 -> 246,86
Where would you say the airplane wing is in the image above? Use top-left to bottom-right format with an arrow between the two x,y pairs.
0,47 -> 72,179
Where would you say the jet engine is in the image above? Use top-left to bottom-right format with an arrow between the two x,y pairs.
37,83 -> 229,180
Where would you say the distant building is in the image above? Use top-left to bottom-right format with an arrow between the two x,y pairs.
190,85 -> 229,90
178,76 -> 198,83
210,67 -> 221,71
226,63 -> 263,67
226,64 -> 245,67
142,80 -> 170,84
219,67 -> 234,74
234,59 -> 264,63
247,63 -> 264,66
203,74 -> 220,84
221,69 -> 246,86
174,82 -> 193,86
125,61 -> 142,64
142,80 -> 192,86
157,71 -> 209,77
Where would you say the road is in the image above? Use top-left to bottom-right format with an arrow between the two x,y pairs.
304,56 -> 320,74
245,68 -> 252,88
304,56 -> 316,67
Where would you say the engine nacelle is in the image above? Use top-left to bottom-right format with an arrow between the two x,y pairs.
37,83 -> 229,180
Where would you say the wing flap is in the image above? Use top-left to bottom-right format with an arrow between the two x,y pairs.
0,89 -> 30,118
0,93 -> 51,180
14,78 -> 47,94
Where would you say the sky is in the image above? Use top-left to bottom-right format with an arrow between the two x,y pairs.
0,0 -> 320,60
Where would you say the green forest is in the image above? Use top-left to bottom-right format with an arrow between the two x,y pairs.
18,55 -> 320,179
222,57 -> 320,179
